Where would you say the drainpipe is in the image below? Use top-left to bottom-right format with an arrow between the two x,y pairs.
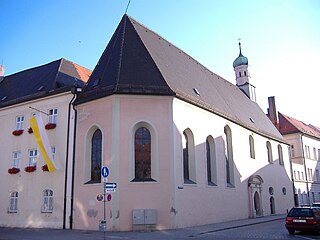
288,145 -> 297,206
69,87 -> 82,229
301,134 -> 310,205
62,89 -> 77,229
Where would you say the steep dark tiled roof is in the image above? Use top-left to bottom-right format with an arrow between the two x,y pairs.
0,58 -> 91,108
278,112 -> 320,139
76,15 -> 284,141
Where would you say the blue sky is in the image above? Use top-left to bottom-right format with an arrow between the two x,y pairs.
1,0 -> 320,126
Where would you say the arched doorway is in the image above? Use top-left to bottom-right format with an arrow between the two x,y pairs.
270,197 -> 276,214
248,175 -> 264,218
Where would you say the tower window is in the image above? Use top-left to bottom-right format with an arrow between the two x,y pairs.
239,72 -> 242,77
244,71 -> 247,76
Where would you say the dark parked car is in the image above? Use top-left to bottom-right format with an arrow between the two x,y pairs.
285,207 -> 320,234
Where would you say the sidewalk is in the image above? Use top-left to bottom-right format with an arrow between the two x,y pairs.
0,214 -> 285,240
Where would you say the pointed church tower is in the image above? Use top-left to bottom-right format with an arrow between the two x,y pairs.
233,42 -> 256,101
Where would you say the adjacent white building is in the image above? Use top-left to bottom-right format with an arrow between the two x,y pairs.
0,59 -> 91,228
267,97 -> 320,206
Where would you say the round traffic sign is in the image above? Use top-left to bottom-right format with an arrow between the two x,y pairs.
101,166 -> 109,178
96,194 -> 104,202
106,194 -> 112,202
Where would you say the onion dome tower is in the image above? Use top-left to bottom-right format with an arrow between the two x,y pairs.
233,41 -> 256,101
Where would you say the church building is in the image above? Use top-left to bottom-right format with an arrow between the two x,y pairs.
72,15 -> 294,231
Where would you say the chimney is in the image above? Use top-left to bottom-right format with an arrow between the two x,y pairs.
0,65 -> 4,82
267,96 -> 278,129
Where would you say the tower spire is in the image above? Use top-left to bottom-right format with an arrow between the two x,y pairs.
232,41 -> 256,101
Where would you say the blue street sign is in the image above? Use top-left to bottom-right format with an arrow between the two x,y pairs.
101,166 -> 109,178
104,182 -> 117,192
105,182 -> 117,189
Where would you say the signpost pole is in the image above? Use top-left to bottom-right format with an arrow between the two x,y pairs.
103,182 -> 106,224
103,182 -> 106,240
100,166 -> 109,239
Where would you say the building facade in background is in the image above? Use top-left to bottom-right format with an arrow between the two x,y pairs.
72,15 -> 294,231
267,97 -> 320,206
0,59 -> 91,228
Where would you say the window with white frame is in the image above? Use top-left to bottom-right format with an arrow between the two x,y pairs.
12,151 -> 21,168
8,191 -> 18,213
316,169 -> 320,182
305,145 -> 310,159
42,189 -> 53,213
308,168 -> 313,181
48,108 -> 58,124
51,146 -> 56,160
318,149 -> 320,161
15,115 -> 24,130
28,149 -> 38,166
314,147 -> 317,160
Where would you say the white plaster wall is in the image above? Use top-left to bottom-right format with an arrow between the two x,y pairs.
0,93 -> 75,228
172,98 -> 293,228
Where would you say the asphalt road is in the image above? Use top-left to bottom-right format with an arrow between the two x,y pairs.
1,218 -> 320,240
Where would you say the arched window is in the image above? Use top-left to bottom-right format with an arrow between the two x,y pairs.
91,129 -> 102,183
266,141 -> 273,164
224,125 -> 234,187
42,189 -> 53,213
134,127 -> 152,181
183,128 -> 196,184
206,136 -> 217,186
8,191 -> 18,213
249,135 -> 255,159
278,144 -> 284,165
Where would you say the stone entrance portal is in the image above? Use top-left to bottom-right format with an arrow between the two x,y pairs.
248,175 -> 264,218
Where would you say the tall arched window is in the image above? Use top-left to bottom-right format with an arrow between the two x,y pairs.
224,125 -> 234,187
278,144 -> 284,165
206,136 -> 217,186
266,141 -> 273,164
249,135 -> 255,159
91,129 -> 102,182
134,127 -> 152,181
183,128 -> 196,184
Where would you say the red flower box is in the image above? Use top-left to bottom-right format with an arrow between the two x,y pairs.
45,123 -> 56,130
8,167 -> 20,174
42,164 -> 49,172
28,127 -> 33,134
12,129 -> 24,136
25,165 -> 36,173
